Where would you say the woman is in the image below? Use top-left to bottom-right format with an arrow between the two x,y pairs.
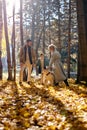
48,44 -> 69,86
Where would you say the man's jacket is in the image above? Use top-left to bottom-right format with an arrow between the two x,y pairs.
20,45 -> 36,64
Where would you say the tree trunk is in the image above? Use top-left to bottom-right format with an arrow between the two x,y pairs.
67,0 -> 71,78
20,0 -> 27,81
57,0 -> 61,52
36,28 -> 43,58
76,0 -> 87,83
48,0 -> 51,45
31,0 -> 35,45
20,0 -> 24,46
42,1 -> 46,54
11,4 -> 16,81
0,0 -> 3,79
3,0 -> 12,80
31,12 -> 35,45
0,1 -> 3,80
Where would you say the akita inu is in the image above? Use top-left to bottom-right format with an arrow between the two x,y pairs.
41,69 -> 55,86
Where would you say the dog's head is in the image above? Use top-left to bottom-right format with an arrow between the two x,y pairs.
41,69 -> 54,86
42,69 -> 50,76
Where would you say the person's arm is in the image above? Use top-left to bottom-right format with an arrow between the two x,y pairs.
49,53 -> 56,68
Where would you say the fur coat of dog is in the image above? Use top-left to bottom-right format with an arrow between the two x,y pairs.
41,69 -> 54,86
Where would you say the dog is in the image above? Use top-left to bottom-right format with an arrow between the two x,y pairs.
41,69 -> 55,86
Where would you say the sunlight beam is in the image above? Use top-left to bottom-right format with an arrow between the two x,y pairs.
6,0 -> 20,16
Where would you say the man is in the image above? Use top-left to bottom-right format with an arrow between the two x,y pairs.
48,44 -> 69,86
19,39 -> 36,85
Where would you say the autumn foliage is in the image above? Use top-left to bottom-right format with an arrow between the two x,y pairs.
0,79 -> 87,130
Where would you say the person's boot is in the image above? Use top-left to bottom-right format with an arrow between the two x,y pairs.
64,79 -> 69,86
27,81 -> 30,85
19,82 -> 22,85
55,82 -> 59,86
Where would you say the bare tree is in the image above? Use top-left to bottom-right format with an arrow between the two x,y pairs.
3,0 -> 12,80
11,4 -> 16,81
57,0 -> 61,52
67,0 -> 71,78
0,0 -> 3,79
31,0 -> 35,45
48,0 -> 51,45
20,0 -> 24,46
42,0 -> 46,54
76,0 -> 87,84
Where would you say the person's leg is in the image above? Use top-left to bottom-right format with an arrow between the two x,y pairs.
64,79 -> 69,86
54,74 -> 59,86
27,64 -> 32,84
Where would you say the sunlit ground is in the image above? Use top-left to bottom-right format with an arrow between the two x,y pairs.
0,76 -> 87,130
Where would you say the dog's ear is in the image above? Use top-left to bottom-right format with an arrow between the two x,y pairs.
43,69 -> 46,71
42,69 -> 46,74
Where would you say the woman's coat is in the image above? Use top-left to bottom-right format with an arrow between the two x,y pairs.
49,50 -> 66,83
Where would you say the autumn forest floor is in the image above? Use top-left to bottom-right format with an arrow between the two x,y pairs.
0,78 -> 87,130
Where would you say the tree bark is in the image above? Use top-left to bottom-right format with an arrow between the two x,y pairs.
42,1 -> 46,54
0,0 -> 3,79
67,0 -> 71,78
11,4 -> 16,81
57,0 -> 61,52
20,0 -> 24,46
36,28 -> 43,58
3,0 -> 12,80
31,0 -> 35,45
48,0 -> 51,45
76,0 -> 87,83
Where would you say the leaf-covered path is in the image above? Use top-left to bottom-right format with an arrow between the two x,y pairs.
0,79 -> 87,130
